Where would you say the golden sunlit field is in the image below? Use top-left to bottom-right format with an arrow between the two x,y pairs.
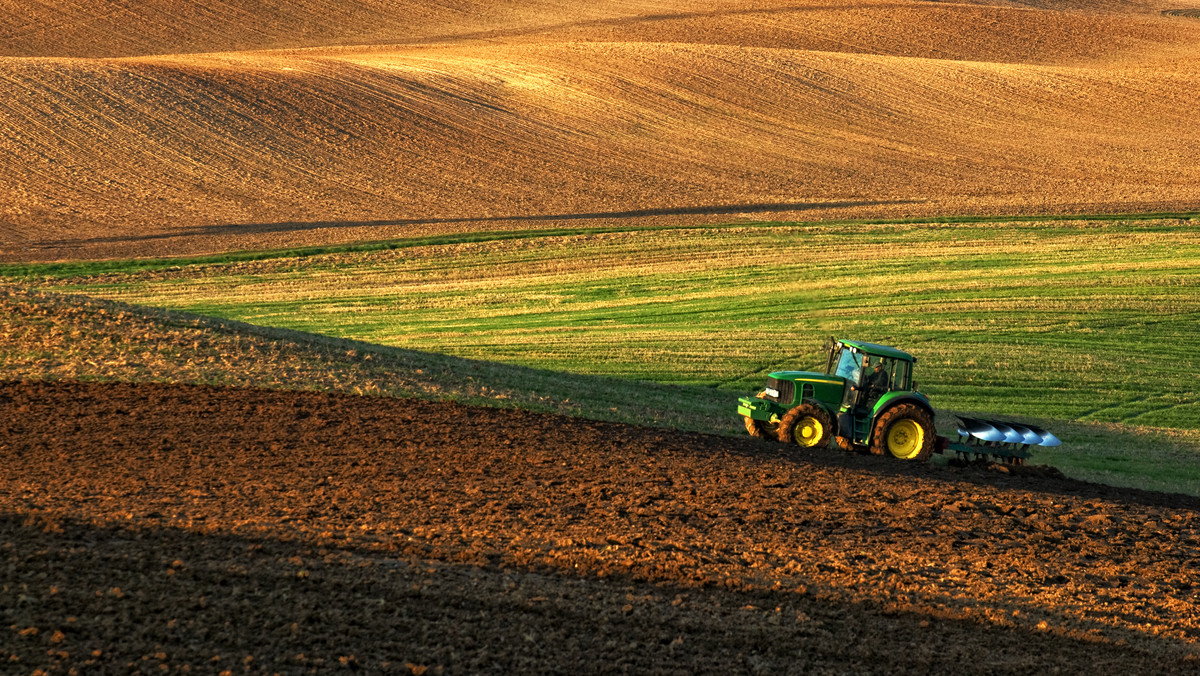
3,0 -> 1200,260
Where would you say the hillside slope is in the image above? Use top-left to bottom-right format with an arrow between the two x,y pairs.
2,0 -> 1199,260
0,0 -> 660,58
0,0 -> 1183,59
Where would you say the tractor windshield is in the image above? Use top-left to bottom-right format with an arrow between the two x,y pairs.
833,348 -> 862,381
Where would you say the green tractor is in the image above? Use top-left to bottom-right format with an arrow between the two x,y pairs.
736,338 -> 1060,463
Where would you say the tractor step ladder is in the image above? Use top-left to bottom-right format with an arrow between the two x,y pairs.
852,414 -> 871,444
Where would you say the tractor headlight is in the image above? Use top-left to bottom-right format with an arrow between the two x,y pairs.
764,387 -> 780,399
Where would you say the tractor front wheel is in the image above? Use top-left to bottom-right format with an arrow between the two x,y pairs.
743,415 -> 778,440
778,402 -> 833,448
870,404 -> 935,461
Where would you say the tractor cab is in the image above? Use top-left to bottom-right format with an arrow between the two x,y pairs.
824,340 -> 922,448
828,341 -> 913,411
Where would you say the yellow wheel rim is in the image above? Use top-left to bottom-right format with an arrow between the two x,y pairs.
887,419 -> 924,459
794,417 -> 824,447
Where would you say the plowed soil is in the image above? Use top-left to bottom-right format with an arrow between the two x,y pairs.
3,380 -> 1198,673
3,0 -> 1200,261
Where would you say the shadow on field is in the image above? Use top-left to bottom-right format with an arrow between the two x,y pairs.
3,513 -> 1195,674
45,199 -> 919,245
770,440 -> 1200,512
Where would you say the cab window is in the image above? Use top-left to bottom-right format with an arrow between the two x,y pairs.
864,357 -> 910,393
834,349 -> 861,381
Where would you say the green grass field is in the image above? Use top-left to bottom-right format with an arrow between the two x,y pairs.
5,216 -> 1200,493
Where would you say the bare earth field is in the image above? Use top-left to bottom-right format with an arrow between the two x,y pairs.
3,0 -> 1200,261
3,380 -> 1199,673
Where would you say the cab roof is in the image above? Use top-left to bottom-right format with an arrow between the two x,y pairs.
839,339 -> 916,362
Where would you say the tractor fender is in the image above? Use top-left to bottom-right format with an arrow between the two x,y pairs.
870,391 -> 934,423
803,398 -> 838,420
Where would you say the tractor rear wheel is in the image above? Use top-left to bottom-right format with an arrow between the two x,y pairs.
778,402 -> 833,448
870,404 -> 935,461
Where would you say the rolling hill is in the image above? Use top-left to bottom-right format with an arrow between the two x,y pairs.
2,0 -> 1199,261
4,6 -> 1200,669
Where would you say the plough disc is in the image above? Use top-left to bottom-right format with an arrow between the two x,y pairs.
956,417 -> 1005,442
1007,422 -> 1043,446
1022,423 -> 1062,447
949,416 -> 1062,465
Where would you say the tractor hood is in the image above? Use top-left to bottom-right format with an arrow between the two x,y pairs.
767,370 -> 843,385
758,370 -> 846,409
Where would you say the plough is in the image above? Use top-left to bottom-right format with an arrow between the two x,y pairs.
942,416 -> 1061,465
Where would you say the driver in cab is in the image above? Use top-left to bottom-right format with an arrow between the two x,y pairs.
865,362 -> 890,401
